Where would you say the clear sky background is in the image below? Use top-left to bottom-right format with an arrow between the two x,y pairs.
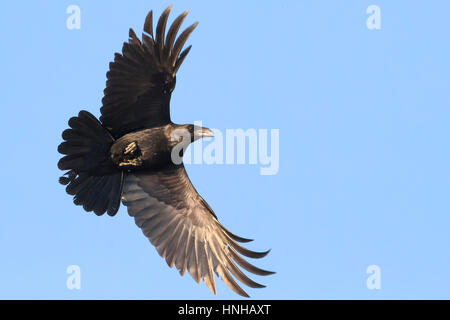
0,1 -> 449,299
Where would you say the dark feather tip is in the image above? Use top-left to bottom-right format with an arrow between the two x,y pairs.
59,176 -> 70,185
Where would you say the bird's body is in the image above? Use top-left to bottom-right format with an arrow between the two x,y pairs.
57,6 -> 273,297
111,126 -> 173,170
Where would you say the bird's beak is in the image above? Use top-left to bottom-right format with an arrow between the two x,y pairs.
195,127 -> 214,139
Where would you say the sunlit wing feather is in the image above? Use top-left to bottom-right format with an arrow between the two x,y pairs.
121,164 -> 274,297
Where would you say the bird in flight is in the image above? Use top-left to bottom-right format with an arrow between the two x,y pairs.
57,6 -> 274,297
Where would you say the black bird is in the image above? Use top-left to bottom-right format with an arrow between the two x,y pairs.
57,6 -> 274,297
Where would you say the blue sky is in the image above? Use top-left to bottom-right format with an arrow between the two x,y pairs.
0,1 -> 449,299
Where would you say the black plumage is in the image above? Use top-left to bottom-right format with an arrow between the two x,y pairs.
57,6 -> 274,297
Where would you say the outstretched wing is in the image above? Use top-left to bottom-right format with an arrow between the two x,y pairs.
100,6 -> 198,138
121,164 -> 274,297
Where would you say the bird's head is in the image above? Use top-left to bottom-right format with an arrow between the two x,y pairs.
168,124 -> 213,164
168,123 -> 214,148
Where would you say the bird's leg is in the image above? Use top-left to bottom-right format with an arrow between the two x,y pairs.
124,141 -> 138,155
118,141 -> 143,167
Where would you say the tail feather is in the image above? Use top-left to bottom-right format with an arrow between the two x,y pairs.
58,110 -> 123,216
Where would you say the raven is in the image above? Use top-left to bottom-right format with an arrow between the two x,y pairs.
57,6 -> 274,297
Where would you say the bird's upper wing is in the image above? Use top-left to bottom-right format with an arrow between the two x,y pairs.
121,164 -> 274,297
100,6 -> 197,138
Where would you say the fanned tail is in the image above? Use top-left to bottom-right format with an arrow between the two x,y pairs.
57,110 -> 123,216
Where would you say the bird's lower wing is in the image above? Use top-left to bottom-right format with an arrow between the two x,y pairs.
121,164 -> 274,297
